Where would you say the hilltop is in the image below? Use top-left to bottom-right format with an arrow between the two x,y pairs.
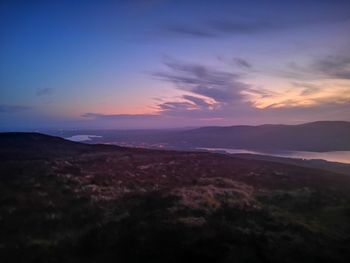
1,133 -> 350,263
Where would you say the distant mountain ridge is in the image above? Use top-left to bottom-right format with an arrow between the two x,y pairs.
20,121 -> 350,152
177,121 -> 350,151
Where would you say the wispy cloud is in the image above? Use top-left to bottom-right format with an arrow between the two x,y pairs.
291,82 -> 321,96
182,95 -> 212,108
233,58 -> 252,69
280,52 -> 350,81
0,105 -> 31,113
162,10 -> 350,39
163,25 -> 218,38
82,113 -> 159,120
158,101 -> 196,115
153,59 -> 251,104
217,56 -> 254,70
210,19 -> 281,35
312,55 -> 350,80
81,54 -> 350,127
152,57 -> 350,115
163,18 -> 282,38
36,88 -> 54,96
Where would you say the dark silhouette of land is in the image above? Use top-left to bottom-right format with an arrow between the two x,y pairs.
1,133 -> 350,263
48,121 -> 350,152
179,121 -> 350,151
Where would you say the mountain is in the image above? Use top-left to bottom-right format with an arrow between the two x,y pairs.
1,133 -> 350,263
46,121 -> 350,152
177,121 -> 350,151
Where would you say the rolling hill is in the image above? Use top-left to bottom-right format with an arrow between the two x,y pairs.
1,133 -> 350,263
47,121 -> 350,152
177,121 -> 350,151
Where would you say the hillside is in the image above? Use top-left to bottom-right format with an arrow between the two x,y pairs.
1,133 -> 350,263
47,121 -> 350,152
0,132 -> 121,160
178,121 -> 350,151
232,153 -> 350,176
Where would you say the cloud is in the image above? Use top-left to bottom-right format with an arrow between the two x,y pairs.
245,87 -> 278,99
233,58 -> 252,69
210,19 -> 281,35
164,25 -> 218,38
158,101 -> 195,115
80,112 -> 172,129
312,55 -> 350,80
182,95 -> 211,108
281,52 -> 350,81
161,5 -> 350,39
82,113 -> 159,120
164,18 -> 282,38
291,82 -> 321,96
0,105 -> 31,113
151,56 -> 350,123
36,88 -> 54,96
81,54 -> 350,128
78,102 -> 350,128
149,58 -> 267,120
153,59 -> 251,104
129,0 -> 168,11
217,56 -> 254,70
157,95 -> 217,117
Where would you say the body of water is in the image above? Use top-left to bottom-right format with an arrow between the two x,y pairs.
66,135 -> 102,142
200,148 -> 350,164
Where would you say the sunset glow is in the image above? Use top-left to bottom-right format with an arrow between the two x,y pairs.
1,0 -> 350,129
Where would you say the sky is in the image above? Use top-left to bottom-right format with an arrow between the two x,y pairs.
1,0 -> 350,130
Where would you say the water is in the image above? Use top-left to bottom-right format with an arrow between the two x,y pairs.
65,135 -> 102,142
199,148 -> 350,164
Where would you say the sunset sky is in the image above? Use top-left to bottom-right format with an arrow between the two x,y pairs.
1,0 -> 350,130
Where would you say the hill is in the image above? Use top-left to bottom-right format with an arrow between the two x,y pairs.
1,133 -> 350,263
0,132 -> 121,160
232,153 -> 350,176
178,121 -> 350,151
47,121 -> 350,152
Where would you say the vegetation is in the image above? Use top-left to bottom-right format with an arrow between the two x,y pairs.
1,133 -> 350,262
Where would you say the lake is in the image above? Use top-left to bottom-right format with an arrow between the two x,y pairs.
66,135 -> 102,142
199,148 -> 350,164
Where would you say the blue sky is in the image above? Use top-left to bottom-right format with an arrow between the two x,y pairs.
1,0 -> 350,130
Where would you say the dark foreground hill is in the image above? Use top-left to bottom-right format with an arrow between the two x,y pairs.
1,133 -> 350,263
0,132 -> 120,160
